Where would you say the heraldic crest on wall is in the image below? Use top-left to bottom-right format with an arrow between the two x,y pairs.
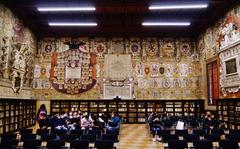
50,39 -> 97,94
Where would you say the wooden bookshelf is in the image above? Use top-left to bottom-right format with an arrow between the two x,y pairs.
0,99 -> 36,134
51,100 -> 204,123
217,99 -> 240,129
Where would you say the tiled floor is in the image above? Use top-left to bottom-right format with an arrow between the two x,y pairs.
118,124 -> 161,149
29,123 -> 162,148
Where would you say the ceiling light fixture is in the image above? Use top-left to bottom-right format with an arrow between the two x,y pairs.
149,4 -> 208,10
48,22 -> 98,26
37,7 -> 96,12
142,22 -> 191,26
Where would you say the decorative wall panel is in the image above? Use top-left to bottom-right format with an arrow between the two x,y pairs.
35,37 -> 202,100
219,42 -> 240,96
198,4 -> 240,99
104,84 -> 132,99
0,4 -> 36,98
49,40 -> 97,94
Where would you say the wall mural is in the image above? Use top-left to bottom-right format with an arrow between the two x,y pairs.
11,43 -> 28,93
0,4 -> 36,96
0,3 -> 204,100
49,40 -> 97,94
198,4 -> 240,99
1,1 -> 239,102
34,37 -> 202,100
219,15 -> 240,97
219,15 -> 240,49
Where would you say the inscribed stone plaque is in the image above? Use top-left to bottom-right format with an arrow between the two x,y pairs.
104,84 -> 132,99
104,54 -> 132,79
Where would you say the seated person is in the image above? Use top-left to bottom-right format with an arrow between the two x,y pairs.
66,111 -> 76,131
147,112 -> 154,124
78,110 -> 83,119
106,112 -> 121,131
161,113 -> 173,128
68,111 -> 73,119
37,104 -> 48,128
98,113 -> 106,128
212,116 -> 221,129
69,111 -> 81,124
151,113 -> 162,141
51,113 -> 68,130
92,115 -> 103,130
81,114 -> 93,130
160,112 -> 168,121
203,111 -> 215,134
103,111 -> 111,123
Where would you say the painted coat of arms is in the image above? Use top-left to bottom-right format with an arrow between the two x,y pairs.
50,39 -> 97,94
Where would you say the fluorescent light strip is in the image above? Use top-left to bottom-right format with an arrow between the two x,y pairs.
142,22 -> 191,26
149,4 -> 208,10
38,7 -> 96,12
49,22 -> 98,26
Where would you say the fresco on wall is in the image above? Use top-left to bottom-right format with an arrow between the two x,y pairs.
34,37 -> 202,100
219,15 -> 240,97
50,40 -> 97,94
0,4 -> 36,96
198,4 -> 240,99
